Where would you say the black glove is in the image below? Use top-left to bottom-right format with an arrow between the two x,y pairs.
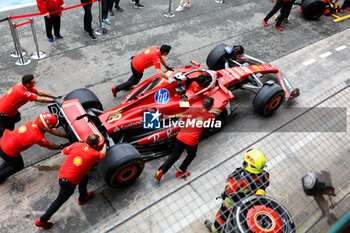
59,142 -> 71,149
166,66 -> 174,71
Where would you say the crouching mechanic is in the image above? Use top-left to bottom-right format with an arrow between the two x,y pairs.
0,112 -> 67,183
35,134 -> 107,230
204,149 -> 270,233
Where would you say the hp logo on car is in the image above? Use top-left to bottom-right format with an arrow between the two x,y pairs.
155,89 -> 170,104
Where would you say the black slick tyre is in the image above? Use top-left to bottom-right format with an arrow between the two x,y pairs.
98,143 -> 144,188
206,44 -> 232,70
65,88 -> 103,111
301,0 -> 326,20
253,83 -> 285,116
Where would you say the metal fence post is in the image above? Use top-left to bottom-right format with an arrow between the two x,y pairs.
30,18 -> 46,60
13,22 -> 31,66
8,17 -> 27,58
95,0 -> 107,35
164,0 -> 175,17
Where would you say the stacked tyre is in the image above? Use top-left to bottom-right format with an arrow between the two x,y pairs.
222,195 -> 295,233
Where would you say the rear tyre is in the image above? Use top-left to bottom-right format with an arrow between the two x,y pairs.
65,88 -> 103,111
98,143 -> 144,188
223,196 -> 295,233
206,44 -> 233,70
253,83 -> 285,117
301,0 -> 326,20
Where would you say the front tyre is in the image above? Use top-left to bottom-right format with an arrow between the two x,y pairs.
98,143 -> 144,188
206,44 -> 232,70
253,83 -> 285,117
65,88 -> 103,111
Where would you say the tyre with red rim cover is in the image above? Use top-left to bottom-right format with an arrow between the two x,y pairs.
98,143 -> 144,187
222,195 -> 295,233
253,82 -> 285,116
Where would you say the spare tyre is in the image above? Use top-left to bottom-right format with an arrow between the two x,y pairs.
98,143 -> 144,188
301,0 -> 326,20
222,195 -> 295,233
65,88 -> 103,111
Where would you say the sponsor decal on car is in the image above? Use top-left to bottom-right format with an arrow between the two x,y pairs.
253,65 -> 260,71
155,89 -> 170,104
147,128 -> 178,143
107,111 -> 122,123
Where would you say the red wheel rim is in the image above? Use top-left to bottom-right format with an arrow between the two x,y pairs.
116,166 -> 138,183
246,205 -> 283,232
268,95 -> 282,111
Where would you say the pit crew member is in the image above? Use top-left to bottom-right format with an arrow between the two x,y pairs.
0,74 -> 55,137
0,113 -> 66,183
262,0 -> 295,31
111,45 -> 173,97
204,149 -> 270,233
155,97 -> 214,181
35,134 -> 107,230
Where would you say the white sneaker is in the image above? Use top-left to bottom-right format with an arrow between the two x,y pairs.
176,5 -> 184,11
186,2 -> 191,8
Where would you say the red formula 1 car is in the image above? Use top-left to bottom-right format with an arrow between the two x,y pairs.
49,44 -> 299,187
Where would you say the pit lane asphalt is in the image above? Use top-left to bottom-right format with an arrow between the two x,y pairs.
0,0 -> 349,232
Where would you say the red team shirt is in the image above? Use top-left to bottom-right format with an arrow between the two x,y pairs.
0,83 -> 38,117
59,142 -> 105,184
0,120 -> 50,157
177,107 -> 214,146
132,47 -> 162,73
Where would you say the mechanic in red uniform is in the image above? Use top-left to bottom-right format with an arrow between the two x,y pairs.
204,149 -> 270,233
262,0 -> 295,31
155,97 -> 214,181
111,45 -> 173,97
0,112 -> 66,183
0,74 -> 55,137
35,134 -> 107,230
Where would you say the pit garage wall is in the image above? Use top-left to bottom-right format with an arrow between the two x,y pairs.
90,81 -> 350,233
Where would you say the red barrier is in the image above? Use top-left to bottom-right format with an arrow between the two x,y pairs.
10,0 -> 98,20
15,20 -> 32,28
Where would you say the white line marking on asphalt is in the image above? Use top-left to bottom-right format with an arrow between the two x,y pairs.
319,51 -> 332,59
335,45 -> 347,51
303,59 -> 316,66
163,200 -> 217,233
269,133 -> 321,168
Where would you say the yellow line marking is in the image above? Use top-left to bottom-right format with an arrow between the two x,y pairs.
333,14 -> 350,22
